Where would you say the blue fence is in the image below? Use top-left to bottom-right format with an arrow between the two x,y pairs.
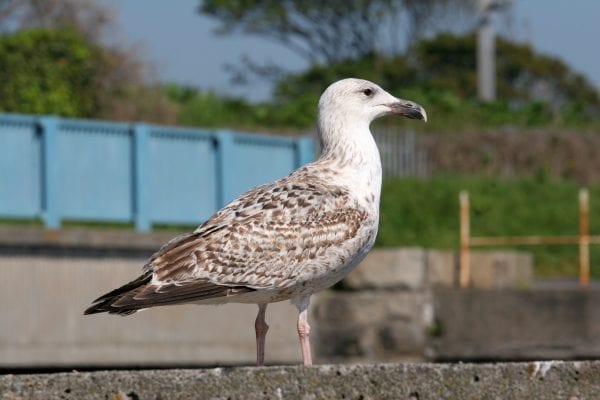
0,113 -> 315,231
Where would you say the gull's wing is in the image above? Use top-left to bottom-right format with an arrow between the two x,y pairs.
85,177 -> 367,315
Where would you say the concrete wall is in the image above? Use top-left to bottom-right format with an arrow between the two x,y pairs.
427,249 -> 534,288
432,288 -> 600,361
0,226 -> 579,368
309,247 -> 535,364
0,254 -> 302,367
344,247 -> 534,290
313,290 -> 432,363
1,361 -> 598,400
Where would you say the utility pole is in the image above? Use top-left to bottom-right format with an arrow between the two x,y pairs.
477,0 -> 507,102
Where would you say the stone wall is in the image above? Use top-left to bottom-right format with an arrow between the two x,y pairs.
0,254 -> 303,367
311,247 -> 535,363
1,361 -> 599,400
0,226 -> 579,368
431,288 -> 600,361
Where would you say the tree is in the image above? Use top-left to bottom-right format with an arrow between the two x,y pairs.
273,53 -> 416,101
0,0 -> 178,123
199,0 -> 475,65
0,0 -> 113,40
412,33 -> 600,113
262,33 -> 600,130
0,28 -> 100,116
272,33 -> 599,108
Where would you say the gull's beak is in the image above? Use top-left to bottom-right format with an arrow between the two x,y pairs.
386,99 -> 428,122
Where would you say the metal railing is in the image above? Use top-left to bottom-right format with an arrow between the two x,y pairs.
0,113 -> 315,232
372,129 -> 429,178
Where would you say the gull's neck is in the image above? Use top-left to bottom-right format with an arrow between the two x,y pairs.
315,112 -> 382,209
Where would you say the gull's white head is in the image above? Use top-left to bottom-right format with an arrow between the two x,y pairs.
318,78 -> 427,130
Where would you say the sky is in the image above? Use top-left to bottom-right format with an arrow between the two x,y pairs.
101,0 -> 600,101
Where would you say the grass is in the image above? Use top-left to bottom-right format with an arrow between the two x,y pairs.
378,175 -> 600,279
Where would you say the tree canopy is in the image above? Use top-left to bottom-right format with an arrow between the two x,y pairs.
200,0 -> 474,64
267,33 -> 600,129
0,0 -> 177,122
0,1 -> 596,131
172,32 -> 592,131
412,33 -> 600,111
0,28 -> 100,116
0,0 -> 112,39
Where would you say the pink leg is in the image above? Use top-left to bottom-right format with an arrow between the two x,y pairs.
255,304 -> 269,366
294,296 -> 312,365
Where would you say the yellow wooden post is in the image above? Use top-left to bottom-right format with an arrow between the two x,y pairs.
459,191 -> 471,288
579,188 -> 590,287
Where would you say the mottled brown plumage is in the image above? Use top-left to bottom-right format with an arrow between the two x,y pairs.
85,78 -> 427,365
85,175 -> 369,314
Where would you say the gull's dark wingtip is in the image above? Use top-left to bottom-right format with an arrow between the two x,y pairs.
83,272 -> 152,316
83,299 -> 139,316
83,304 -> 101,315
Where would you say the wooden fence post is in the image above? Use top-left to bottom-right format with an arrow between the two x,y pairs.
579,188 -> 590,287
459,190 -> 471,288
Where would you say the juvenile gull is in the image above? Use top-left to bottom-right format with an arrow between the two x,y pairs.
84,78 -> 427,366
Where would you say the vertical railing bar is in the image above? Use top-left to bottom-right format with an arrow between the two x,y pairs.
133,123 -> 151,232
39,116 -> 60,229
295,136 -> 315,168
216,129 -> 236,208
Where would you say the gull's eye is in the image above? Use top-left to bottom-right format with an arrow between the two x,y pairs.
362,88 -> 373,97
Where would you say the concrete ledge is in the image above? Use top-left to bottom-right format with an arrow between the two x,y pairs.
0,227 -> 183,252
1,361 -> 598,400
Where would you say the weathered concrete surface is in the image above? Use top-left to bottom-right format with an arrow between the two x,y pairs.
467,251 -> 534,289
344,247 -> 533,290
0,255 -> 302,366
343,248 -> 427,290
0,248 -> 594,367
0,226 -> 556,368
1,361 -> 598,400
432,288 -> 600,360
426,249 -> 533,289
312,290 -> 432,363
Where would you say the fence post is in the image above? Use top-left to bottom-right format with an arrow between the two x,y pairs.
459,190 -> 471,288
39,116 -> 60,229
295,136 -> 315,167
133,123 -> 151,232
579,188 -> 590,287
216,130 -> 236,207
